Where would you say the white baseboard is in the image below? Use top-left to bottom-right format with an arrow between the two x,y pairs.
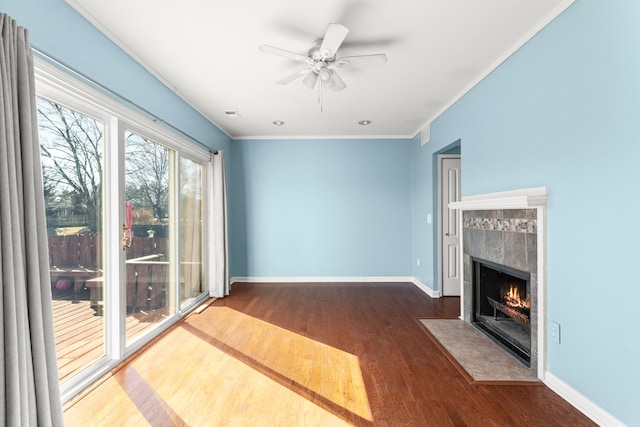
230,276 -> 442,299
544,372 -> 625,427
230,276 -> 415,284
411,278 -> 441,298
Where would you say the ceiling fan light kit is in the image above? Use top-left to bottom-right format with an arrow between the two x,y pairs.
260,23 -> 387,111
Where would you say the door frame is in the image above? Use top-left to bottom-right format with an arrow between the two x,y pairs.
437,154 -> 461,297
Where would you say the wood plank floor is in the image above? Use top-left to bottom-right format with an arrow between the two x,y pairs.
62,282 -> 595,426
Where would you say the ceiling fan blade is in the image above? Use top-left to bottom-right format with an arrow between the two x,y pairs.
319,23 -> 349,59
259,45 -> 312,64
329,70 -> 346,92
302,71 -> 318,89
275,68 -> 310,85
334,54 -> 388,68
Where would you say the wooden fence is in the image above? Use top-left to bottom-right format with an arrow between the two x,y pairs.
48,235 -> 170,313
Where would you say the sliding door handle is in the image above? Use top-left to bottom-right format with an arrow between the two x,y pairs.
122,224 -> 131,251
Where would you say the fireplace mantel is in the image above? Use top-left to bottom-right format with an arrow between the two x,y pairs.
449,186 -> 548,210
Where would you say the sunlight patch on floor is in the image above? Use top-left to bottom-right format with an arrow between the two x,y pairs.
193,306 -> 373,422
131,327 -> 354,426
63,306 -> 373,426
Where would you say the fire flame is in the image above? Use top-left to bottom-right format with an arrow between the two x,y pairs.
503,284 -> 530,309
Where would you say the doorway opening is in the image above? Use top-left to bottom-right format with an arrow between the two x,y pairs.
435,141 -> 461,297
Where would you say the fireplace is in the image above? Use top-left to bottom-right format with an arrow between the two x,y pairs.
473,258 -> 531,366
449,187 -> 547,378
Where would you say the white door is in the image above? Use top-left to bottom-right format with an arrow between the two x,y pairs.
441,156 -> 461,296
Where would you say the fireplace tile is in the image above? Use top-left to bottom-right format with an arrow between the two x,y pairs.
504,209 -> 527,219
468,228 -> 485,258
465,210 -> 484,219
463,226 -> 470,254
514,219 -> 529,232
503,232 -> 526,271
485,230 -> 504,264
527,233 -> 537,273
499,219 -> 512,231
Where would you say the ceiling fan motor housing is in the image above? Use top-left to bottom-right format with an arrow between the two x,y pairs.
308,41 -> 337,62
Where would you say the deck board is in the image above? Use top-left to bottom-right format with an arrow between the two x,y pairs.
52,295 -> 169,383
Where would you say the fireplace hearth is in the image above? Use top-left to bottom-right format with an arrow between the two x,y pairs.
473,258 -> 531,365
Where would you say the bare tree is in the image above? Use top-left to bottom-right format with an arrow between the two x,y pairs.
124,132 -> 169,221
36,97 -> 170,234
37,97 -> 102,232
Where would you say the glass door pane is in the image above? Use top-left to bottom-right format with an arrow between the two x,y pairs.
179,157 -> 205,307
124,131 -> 175,343
37,97 -> 105,383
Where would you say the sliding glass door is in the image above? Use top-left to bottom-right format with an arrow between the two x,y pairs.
124,131 -> 176,343
35,59 -> 212,399
37,97 -> 106,384
179,156 -> 204,308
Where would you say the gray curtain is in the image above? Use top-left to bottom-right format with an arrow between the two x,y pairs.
0,14 -> 64,427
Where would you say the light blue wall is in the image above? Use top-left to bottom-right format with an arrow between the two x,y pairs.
411,1 -> 639,424
230,138 -> 413,277
5,0 -> 638,423
3,0 -> 230,151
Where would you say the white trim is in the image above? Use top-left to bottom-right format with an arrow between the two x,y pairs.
231,276 -> 416,284
416,1 -> 575,140
231,133 -> 416,141
545,373 -> 626,427
449,186 -> 548,210
34,57 -> 211,162
412,278 -> 441,298
66,1 -> 574,141
64,0 -> 233,140
230,276 -> 443,299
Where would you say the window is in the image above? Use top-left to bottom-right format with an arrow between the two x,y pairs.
35,57 -> 213,401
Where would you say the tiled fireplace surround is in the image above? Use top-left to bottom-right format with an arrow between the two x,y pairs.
462,208 -> 539,375
450,187 -> 547,378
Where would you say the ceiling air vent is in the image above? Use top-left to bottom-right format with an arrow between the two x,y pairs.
224,110 -> 241,118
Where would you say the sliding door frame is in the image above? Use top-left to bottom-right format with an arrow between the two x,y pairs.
35,57 -> 212,402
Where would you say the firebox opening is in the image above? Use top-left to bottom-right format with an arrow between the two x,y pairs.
473,258 -> 531,366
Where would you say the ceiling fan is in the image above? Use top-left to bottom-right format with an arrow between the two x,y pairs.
259,23 -> 387,109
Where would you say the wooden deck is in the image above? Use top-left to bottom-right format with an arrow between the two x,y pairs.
53,298 -> 104,383
52,291 -> 170,384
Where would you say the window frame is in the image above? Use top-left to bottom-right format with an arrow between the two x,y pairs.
35,57 -> 213,402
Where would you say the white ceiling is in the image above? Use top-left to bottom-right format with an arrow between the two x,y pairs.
66,0 -> 573,140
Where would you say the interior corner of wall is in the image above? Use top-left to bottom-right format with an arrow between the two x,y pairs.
412,277 -> 440,298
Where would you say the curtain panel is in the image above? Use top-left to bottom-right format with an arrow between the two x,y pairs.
210,151 -> 229,297
0,14 -> 64,427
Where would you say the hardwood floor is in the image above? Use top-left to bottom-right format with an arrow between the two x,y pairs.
62,282 -> 595,426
